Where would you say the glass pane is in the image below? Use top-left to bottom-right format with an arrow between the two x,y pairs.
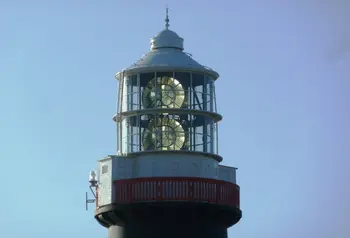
140,72 -> 156,110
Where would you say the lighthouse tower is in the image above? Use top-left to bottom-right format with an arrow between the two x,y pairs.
90,9 -> 242,238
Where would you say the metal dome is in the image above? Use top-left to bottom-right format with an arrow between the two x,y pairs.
116,10 -> 219,80
150,29 -> 184,50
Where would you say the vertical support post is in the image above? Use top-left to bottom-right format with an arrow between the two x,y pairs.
126,76 -> 131,153
203,75 -> 208,152
154,72 -> 158,150
137,73 -> 142,152
209,78 -> 214,153
119,72 -> 125,153
130,76 -> 134,152
189,73 -> 193,151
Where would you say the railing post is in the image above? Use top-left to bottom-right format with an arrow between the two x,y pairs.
129,182 -> 132,202
189,181 -> 193,201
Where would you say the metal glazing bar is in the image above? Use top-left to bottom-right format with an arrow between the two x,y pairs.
154,72 -> 157,149
119,72 -> 124,153
189,73 -> 193,151
213,84 -> 218,112
203,76 -> 208,152
210,121 -> 214,153
216,122 -> 219,154
128,77 -> 132,152
173,71 -> 176,109
193,89 -> 202,110
137,74 -> 142,152
209,79 -> 214,112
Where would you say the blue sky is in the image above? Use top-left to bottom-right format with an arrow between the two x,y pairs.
1,0 -> 349,237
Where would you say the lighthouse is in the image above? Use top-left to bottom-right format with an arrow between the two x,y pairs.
88,9 -> 242,238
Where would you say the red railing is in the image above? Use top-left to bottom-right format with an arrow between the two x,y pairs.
114,177 -> 240,208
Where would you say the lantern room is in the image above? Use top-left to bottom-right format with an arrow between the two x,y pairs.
113,13 -> 222,159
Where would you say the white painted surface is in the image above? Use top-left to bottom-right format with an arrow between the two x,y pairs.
112,157 -> 133,180
218,165 -> 236,184
98,158 -> 112,206
108,225 -> 124,238
110,153 -> 220,180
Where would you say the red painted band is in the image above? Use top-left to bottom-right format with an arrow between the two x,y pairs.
112,177 -> 240,208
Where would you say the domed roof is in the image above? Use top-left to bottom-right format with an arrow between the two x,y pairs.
150,29 -> 184,50
117,9 -> 219,79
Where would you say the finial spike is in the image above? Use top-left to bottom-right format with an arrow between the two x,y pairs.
165,7 -> 170,29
